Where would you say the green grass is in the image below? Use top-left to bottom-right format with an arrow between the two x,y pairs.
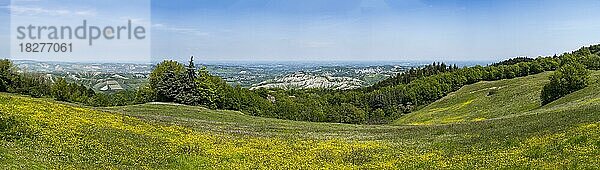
1,71 -> 600,168
100,103 -> 400,140
395,71 -> 600,125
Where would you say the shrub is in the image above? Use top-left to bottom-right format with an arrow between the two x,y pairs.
584,54 -> 600,70
0,59 -> 16,92
541,63 -> 589,105
149,60 -> 186,102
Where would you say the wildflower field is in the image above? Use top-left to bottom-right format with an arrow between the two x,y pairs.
1,71 -> 600,169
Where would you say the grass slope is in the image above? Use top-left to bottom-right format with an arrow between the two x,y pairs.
1,71 -> 599,168
0,93 -> 387,169
395,71 -> 599,125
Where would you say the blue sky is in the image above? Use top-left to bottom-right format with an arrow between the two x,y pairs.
2,0 -> 600,62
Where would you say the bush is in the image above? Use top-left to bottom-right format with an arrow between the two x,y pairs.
584,54 -> 600,70
0,59 -> 16,92
541,63 -> 589,105
149,60 -> 186,102
136,84 -> 157,103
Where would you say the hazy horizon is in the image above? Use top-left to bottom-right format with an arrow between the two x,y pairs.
10,58 -> 495,66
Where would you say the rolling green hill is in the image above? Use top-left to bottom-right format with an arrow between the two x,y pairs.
395,71 -> 600,125
1,71 -> 600,168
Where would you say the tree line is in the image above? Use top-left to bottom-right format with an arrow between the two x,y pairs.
540,46 -> 599,105
1,45 -> 599,124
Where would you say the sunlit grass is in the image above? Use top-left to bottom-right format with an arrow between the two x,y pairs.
397,72 -> 550,125
1,71 -> 599,168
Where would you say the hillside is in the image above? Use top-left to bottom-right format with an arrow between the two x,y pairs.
395,71 -> 600,125
395,72 -> 551,125
2,70 -> 599,168
0,93 -> 389,169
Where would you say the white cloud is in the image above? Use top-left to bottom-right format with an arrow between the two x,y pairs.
152,23 -> 165,27
119,17 -> 150,25
74,10 -> 97,17
152,23 -> 210,37
303,41 -> 334,48
9,5 -> 96,17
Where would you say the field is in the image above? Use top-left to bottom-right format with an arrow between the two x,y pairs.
395,72 -> 553,125
1,71 -> 600,169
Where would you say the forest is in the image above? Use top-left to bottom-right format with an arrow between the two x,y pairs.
1,45 -> 599,124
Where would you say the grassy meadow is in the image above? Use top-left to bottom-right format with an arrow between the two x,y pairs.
395,72 -> 552,125
1,71 -> 600,168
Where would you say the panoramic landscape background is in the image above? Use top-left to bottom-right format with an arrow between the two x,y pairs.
1,0 -> 600,169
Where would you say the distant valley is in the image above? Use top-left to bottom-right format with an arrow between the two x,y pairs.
12,60 -> 489,92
